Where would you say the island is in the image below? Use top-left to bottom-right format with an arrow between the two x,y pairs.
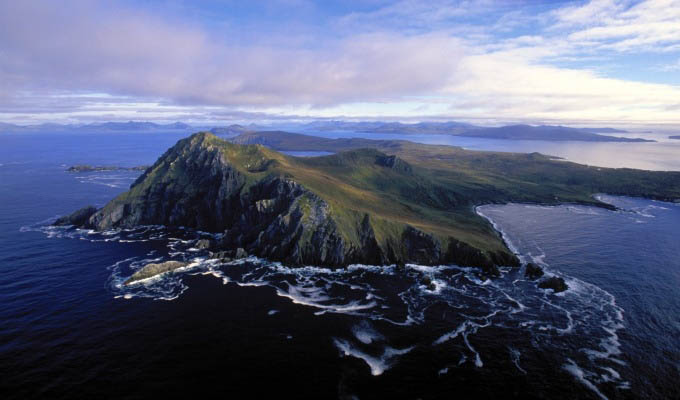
670,136 -> 680,140
67,165 -> 150,172
296,121 -> 651,142
57,132 -> 680,279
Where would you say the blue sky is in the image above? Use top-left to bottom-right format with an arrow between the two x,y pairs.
1,0 -> 679,126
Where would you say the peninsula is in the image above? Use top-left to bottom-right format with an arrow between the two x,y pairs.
58,132 -> 680,276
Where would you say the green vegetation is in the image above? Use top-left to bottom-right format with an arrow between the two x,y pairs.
79,131 -> 680,270
229,130 -> 680,255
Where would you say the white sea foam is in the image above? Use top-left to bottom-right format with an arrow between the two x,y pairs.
475,206 -> 522,260
434,319 -> 488,346
565,206 -> 602,216
333,338 -> 414,376
508,347 -> 527,374
352,321 -> 384,344
274,283 -> 377,316
563,359 -> 608,400
30,208 -> 639,394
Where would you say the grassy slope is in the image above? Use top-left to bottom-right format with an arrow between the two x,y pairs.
226,131 -> 680,255
200,134 -> 510,254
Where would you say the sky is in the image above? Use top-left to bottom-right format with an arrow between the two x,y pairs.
1,0 -> 680,127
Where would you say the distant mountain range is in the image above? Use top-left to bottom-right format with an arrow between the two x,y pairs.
296,120 -> 475,134
294,121 -> 650,142
0,121 -> 194,133
670,135 -> 680,140
0,120 -> 655,142
208,124 -> 254,136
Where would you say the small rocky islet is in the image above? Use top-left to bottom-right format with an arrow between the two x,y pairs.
524,262 -> 568,293
66,165 -> 150,173
524,262 -> 544,280
124,261 -> 189,285
57,132 -> 680,287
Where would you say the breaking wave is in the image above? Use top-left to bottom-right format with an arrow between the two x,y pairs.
25,207 -> 637,395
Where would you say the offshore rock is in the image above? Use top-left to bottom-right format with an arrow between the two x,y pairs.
538,276 -> 569,293
124,261 -> 189,285
524,263 -> 544,280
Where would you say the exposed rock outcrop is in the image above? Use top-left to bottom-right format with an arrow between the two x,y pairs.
54,205 -> 98,226
375,154 -> 412,174
124,261 -> 188,285
524,263 -> 544,280
538,276 -> 568,293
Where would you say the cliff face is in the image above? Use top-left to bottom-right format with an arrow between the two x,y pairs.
66,132 -> 519,272
89,134 -> 246,231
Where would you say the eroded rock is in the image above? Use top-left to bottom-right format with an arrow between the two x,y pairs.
124,261 -> 189,285
538,276 -> 568,293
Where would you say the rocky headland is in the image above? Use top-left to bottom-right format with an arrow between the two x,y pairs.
57,132 -> 680,280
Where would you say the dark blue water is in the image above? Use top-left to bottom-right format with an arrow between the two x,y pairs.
1,132 -> 679,399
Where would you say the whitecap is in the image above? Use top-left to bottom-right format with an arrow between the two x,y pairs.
562,359 -> 608,400
333,338 -> 414,376
352,320 -> 384,344
508,347 -> 527,374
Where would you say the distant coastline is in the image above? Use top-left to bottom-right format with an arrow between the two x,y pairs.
0,120 -> 655,143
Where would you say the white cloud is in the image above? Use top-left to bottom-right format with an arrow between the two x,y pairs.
0,1 -> 466,109
1,0 -> 680,126
444,53 -> 680,123
553,0 -> 680,53
552,0 -> 627,27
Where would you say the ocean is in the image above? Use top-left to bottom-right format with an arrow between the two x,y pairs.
1,131 -> 678,399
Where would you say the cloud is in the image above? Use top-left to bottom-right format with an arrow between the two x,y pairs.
552,0 -> 680,53
1,0 -> 680,126
445,52 -> 680,123
551,0 -> 627,27
0,1 -> 465,110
